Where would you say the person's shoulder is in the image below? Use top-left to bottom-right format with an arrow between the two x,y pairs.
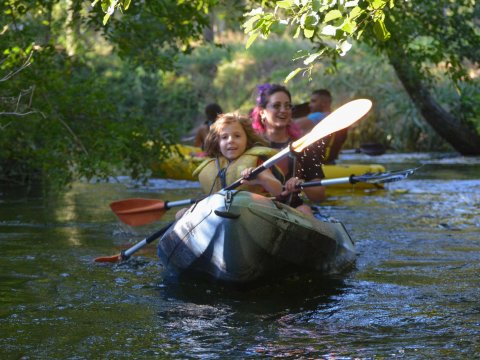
307,112 -> 327,122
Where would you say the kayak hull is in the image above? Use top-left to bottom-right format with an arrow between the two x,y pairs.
152,144 -> 385,188
157,190 -> 356,284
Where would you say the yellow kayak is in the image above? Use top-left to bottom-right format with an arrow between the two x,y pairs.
152,144 -> 386,188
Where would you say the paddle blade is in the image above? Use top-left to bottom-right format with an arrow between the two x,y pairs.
292,99 -> 372,152
110,198 -> 167,226
94,253 -> 122,263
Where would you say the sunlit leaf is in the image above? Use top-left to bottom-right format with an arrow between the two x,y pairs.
284,67 -> 303,83
277,0 -> 294,9
303,28 -> 315,38
324,10 -> 342,23
243,15 -> 261,33
373,20 -> 390,41
246,32 -> 260,49
341,20 -> 356,34
349,6 -> 363,20
304,52 -> 321,65
103,12 -> 111,25
293,25 -> 301,38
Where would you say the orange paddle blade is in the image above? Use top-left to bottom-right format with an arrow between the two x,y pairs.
94,253 -> 122,263
110,198 -> 167,226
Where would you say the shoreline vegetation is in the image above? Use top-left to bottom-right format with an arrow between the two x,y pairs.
2,25 -> 477,189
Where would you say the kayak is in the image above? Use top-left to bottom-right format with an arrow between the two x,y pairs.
156,190 -> 356,284
152,144 -> 386,188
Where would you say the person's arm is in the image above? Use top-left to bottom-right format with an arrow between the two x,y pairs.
240,167 -> 283,196
194,126 -> 207,148
294,117 -> 314,136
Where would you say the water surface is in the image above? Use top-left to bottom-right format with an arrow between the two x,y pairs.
1,153 -> 479,359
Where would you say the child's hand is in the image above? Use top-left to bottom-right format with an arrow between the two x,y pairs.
240,167 -> 256,185
281,177 -> 304,196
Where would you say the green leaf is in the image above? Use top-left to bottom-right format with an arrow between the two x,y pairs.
324,10 -> 343,23
243,15 -> 261,33
349,6 -> 363,20
284,67 -> 303,83
312,0 -> 321,12
293,25 -> 301,39
373,20 -> 390,41
341,20 -> 356,34
246,32 -> 260,49
303,28 -> 315,38
304,52 -> 322,65
369,0 -> 387,9
276,0 -> 293,9
123,0 -> 131,10
103,12 -> 111,25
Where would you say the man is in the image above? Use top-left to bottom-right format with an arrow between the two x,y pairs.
295,89 -> 348,164
194,103 -> 223,150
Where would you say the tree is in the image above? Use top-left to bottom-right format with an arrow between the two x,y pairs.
242,0 -> 480,155
96,0 -> 480,155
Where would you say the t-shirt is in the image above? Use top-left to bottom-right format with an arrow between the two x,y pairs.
307,111 -> 329,125
270,139 -> 326,207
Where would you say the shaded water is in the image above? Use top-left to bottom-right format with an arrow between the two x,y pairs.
1,153 -> 479,359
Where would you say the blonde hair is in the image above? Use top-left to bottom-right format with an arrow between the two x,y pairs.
204,112 -> 268,158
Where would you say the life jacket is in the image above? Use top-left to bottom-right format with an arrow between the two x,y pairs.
193,146 -> 284,195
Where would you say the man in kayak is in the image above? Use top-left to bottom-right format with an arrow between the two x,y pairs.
294,89 -> 348,164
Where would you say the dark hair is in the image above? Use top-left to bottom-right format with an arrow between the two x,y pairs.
255,83 -> 291,107
204,103 -> 223,123
250,83 -> 300,139
312,89 -> 332,99
204,112 -> 268,158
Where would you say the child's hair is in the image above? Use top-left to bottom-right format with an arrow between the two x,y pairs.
204,112 -> 268,158
250,83 -> 301,139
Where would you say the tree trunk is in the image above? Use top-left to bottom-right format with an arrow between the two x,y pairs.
387,50 -> 480,155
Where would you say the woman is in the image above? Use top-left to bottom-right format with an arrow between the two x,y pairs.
251,83 -> 327,214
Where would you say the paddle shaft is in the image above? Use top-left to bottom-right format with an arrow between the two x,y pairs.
120,223 -> 172,261
225,146 -> 291,190
164,198 -> 199,210
297,167 -> 418,189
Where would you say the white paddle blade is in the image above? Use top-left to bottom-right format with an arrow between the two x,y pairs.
292,98 -> 372,152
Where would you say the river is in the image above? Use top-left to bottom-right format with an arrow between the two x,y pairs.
1,152 -> 479,359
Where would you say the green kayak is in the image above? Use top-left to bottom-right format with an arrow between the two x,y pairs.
157,190 -> 356,284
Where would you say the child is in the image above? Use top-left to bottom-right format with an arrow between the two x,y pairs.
193,112 -> 284,196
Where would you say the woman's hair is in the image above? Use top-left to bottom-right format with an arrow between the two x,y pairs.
250,83 -> 301,139
204,112 -> 268,158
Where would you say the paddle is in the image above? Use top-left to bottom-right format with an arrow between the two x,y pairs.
296,167 -> 417,188
95,98 -> 372,263
109,198 -> 200,227
108,167 -> 418,230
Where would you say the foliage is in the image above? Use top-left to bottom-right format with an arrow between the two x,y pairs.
242,0 -> 393,81
87,0 -> 217,71
0,0 -> 198,188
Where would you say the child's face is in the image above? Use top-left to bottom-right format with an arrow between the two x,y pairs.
219,122 -> 248,161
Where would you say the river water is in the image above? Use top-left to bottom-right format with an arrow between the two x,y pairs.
1,153 -> 479,359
